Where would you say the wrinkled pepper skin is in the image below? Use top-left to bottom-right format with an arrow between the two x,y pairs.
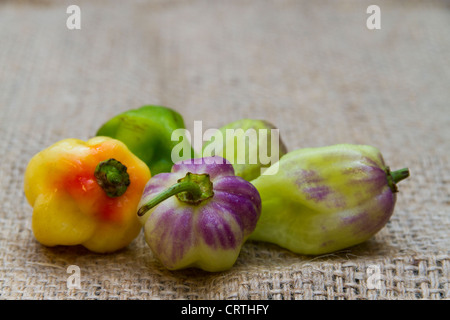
137,156 -> 261,272
249,144 -> 409,255
96,105 -> 192,175
202,119 -> 288,181
24,137 -> 151,253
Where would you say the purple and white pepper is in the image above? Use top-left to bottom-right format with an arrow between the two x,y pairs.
137,156 -> 261,272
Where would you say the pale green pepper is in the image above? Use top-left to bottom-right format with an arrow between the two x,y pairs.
202,119 -> 287,181
249,144 -> 409,255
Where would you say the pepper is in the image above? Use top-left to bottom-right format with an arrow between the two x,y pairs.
248,144 -> 409,255
137,156 -> 261,272
96,105 -> 193,175
24,137 -> 151,253
202,119 -> 288,181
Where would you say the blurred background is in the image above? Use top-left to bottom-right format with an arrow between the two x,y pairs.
0,0 -> 449,299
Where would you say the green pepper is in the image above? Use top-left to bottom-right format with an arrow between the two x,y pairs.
249,144 -> 409,255
202,119 -> 288,181
96,105 -> 193,175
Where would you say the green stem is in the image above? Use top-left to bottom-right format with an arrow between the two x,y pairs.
137,172 -> 214,217
94,158 -> 130,198
137,181 -> 201,216
391,168 -> 410,184
387,167 -> 410,193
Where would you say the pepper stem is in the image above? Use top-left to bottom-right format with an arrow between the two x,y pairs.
387,167 -> 410,193
137,172 -> 214,217
391,168 -> 410,184
94,158 -> 130,198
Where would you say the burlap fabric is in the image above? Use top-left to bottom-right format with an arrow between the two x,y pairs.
0,0 -> 449,300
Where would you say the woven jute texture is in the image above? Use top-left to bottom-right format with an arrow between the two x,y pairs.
1,0 -> 449,300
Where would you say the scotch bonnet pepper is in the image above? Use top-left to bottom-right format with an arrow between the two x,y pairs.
249,144 -> 409,255
96,105 -> 193,175
24,137 -> 151,253
137,156 -> 261,272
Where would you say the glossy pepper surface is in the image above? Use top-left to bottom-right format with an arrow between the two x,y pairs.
202,119 -> 288,181
137,156 -> 261,272
24,137 -> 151,253
96,105 -> 192,175
249,144 -> 409,255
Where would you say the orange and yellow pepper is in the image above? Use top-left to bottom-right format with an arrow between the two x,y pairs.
24,136 -> 151,253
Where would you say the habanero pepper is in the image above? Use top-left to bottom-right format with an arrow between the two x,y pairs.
24,136 -> 151,253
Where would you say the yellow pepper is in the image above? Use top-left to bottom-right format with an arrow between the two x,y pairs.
24,137 -> 151,253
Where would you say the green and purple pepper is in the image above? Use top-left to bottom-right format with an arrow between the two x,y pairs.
249,144 -> 410,255
137,156 -> 261,272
